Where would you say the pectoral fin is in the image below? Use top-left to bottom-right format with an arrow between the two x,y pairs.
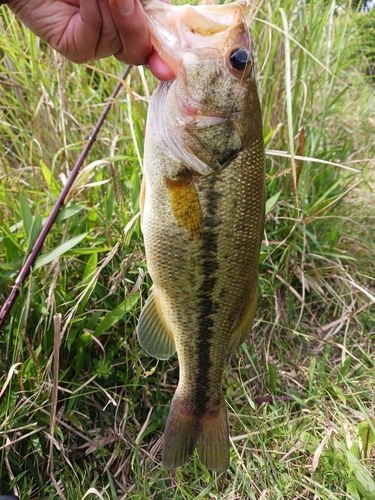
137,291 -> 176,360
227,288 -> 258,353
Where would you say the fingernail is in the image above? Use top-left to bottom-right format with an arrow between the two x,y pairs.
115,0 -> 135,15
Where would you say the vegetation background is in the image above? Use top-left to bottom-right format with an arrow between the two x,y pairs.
0,0 -> 374,498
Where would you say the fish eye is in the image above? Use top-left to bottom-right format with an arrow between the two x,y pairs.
228,48 -> 251,72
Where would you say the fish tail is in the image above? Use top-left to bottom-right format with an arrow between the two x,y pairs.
197,395 -> 230,471
162,394 -> 230,471
162,396 -> 200,470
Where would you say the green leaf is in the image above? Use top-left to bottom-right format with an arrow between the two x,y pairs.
66,412 -> 83,430
41,161 -> 60,196
82,252 -> 98,281
268,360 -> 277,393
2,224 -> 21,262
87,207 -> 98,230
105,185 -> 115,221
19,191 -> 33,240
358,420 -> 375,459
337,356 -> 351,382
33,233 -> 88,270
54,204 -> 86,223
86,311 -> 102,331
332,384 -> 346,405
79,333 -> 92,347
25,214 -> 43,257
93,294 -> 140,337
102,154 -> 136,162
300,431 -> 320,453
75,344 -> 86,375
67,328 -> 79,352
308,356 -> 316,393
346,450 -> 375,499
346,480 -> 361,500
54,424 -> 65,442
66,247 -> 110,255
266,191 -> 281,214
131,170 -> 141,213
77,252 -> 99,313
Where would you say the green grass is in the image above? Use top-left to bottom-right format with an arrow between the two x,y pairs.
1,0 -> 375,498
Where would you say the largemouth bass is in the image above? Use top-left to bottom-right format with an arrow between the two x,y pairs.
137,0 -> 265,471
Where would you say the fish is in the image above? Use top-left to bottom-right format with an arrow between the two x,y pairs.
137,0 -> 265,471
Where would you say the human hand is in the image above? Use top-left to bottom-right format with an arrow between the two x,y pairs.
5,0 -> 174,80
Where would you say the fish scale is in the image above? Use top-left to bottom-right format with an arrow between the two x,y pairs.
137,1 -> 265,471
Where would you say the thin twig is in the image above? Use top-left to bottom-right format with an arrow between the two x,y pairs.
0,65 -> 132,331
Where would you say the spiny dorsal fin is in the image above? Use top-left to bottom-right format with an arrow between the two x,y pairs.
137,291 -> 176,360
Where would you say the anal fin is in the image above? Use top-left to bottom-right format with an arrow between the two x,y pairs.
137,291 -> 176,360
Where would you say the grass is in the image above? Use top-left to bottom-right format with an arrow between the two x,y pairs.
1,0 -> 375,498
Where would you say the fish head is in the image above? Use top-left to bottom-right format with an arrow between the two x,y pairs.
144,1 -> 261,176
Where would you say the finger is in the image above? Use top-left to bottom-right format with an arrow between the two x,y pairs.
110,0 -> 152,65
87,0 -> 123,59
73,0 -> 121,62
66,0 -> 102,62
148,52 -> 175,81
79,0 -> 103,32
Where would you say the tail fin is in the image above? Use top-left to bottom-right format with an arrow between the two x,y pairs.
162,397 -> 199,469
162,395 -> 230,471
197,397 -> 230,471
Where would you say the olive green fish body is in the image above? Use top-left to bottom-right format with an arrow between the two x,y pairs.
137,1 -> 265,471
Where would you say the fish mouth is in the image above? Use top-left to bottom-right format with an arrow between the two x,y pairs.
143,1 -> 249,76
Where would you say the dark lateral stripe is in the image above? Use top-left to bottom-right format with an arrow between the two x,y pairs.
194,176 -> 222,416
